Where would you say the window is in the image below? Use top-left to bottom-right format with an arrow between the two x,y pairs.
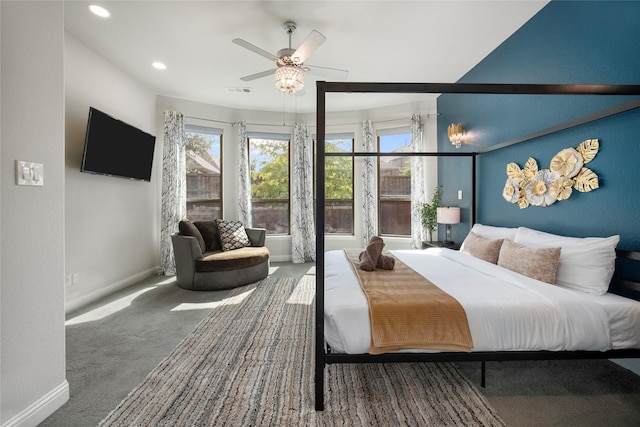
318,135 -> 354,234
185,125 -> 222,221
249,134 -> 290,235
378,130 -> 412,236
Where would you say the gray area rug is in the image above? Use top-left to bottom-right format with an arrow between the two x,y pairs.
99,275 -> 504,426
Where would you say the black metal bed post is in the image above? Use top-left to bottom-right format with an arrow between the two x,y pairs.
314,81 -> 327,411
472,153 -> 477,226
473,152 -> 481,384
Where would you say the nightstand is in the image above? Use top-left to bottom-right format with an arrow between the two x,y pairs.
421,241 -> 461,250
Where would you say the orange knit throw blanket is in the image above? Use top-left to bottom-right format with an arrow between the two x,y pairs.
344,249 -> 473,355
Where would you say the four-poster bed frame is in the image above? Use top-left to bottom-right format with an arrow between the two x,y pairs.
314,82 -> 640,411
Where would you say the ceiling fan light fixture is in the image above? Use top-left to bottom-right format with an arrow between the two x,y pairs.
275,64 -> 305,94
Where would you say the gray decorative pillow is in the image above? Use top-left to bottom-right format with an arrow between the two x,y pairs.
179,219 -> 206,253
460,231 -> 504,264
497,239 -> 561,284
215,219 -> 250,251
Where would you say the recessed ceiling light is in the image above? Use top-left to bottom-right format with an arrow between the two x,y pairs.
88,5 -> 110,18
152,62 -> 167,70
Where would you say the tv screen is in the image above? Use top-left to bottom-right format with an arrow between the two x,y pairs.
81,107 -> 156,181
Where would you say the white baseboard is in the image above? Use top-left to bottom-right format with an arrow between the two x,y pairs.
1,380 -> 69,427
611,358 -> 640,376
65,265 -> 160,314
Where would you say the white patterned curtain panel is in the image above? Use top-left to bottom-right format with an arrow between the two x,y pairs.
291,123 -> 316,263
361,120 -> 377,246
410,114 -> 426,249
160,111 -> 186,275
236,121 -> 251,226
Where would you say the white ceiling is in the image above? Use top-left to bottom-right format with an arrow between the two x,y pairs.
64,1 -> 549,114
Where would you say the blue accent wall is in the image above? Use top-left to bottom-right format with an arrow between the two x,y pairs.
437,1 -> 640,251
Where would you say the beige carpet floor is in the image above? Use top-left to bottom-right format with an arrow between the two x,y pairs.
99,275 -> 504,426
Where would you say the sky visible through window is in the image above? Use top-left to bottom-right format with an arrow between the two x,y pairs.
249,138 -> 288,172
379,132 -> 411,152
195,133 -> 220,158
185,130 -> 221,173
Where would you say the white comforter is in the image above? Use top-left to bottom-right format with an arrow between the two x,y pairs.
324,248 -> 640,354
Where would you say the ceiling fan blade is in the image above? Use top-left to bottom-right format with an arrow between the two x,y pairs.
232,38 -> 278,62
306,64 -> 349,80
240,69 -> 277,81
292,30 -> 326,63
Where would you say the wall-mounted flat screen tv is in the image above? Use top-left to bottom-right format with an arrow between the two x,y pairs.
81,107 -> 156,181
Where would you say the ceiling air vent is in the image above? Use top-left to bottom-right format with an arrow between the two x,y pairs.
226,87 -> 252,94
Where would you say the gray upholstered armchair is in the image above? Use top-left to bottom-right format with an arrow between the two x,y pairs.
171,219 -> 269,291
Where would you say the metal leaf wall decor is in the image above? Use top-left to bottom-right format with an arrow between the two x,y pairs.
502,139 -> 600,209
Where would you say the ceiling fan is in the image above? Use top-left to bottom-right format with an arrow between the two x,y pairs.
232,21 -> 348,94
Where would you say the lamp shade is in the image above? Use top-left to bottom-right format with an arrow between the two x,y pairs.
437,207 -> 460,224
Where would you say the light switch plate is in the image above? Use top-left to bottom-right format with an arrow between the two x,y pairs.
16,160 -> 44,186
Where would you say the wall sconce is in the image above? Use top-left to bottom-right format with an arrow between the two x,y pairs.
437,206 -> 460,244
447,123 -> 464,148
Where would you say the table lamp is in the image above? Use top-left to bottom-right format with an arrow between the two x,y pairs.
436,207 -> 460,244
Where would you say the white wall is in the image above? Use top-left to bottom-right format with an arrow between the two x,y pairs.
1,2 -> 68,425
64,34 -> 160,313
157,95 -> 439,260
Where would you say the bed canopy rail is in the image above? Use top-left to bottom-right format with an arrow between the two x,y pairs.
314,82 -> 640,411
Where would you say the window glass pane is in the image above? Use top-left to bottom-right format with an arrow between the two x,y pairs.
318,137 -> 354,234
324,199 -> 353,234
186,200 -> 222,222
249,138 -> 289,235
250,200 -> 289,234
379,132 -> 411,236
379,200 -> 411,235
185,128 -> 222,221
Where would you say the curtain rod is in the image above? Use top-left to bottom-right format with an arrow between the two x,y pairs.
308,113 -> 439,129
183,115 -> 293,128
183,113 -> 438,129
184,115 -> 230,124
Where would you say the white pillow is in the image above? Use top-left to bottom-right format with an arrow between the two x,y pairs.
469,223 -> 518,241
513,227 -> 619,295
